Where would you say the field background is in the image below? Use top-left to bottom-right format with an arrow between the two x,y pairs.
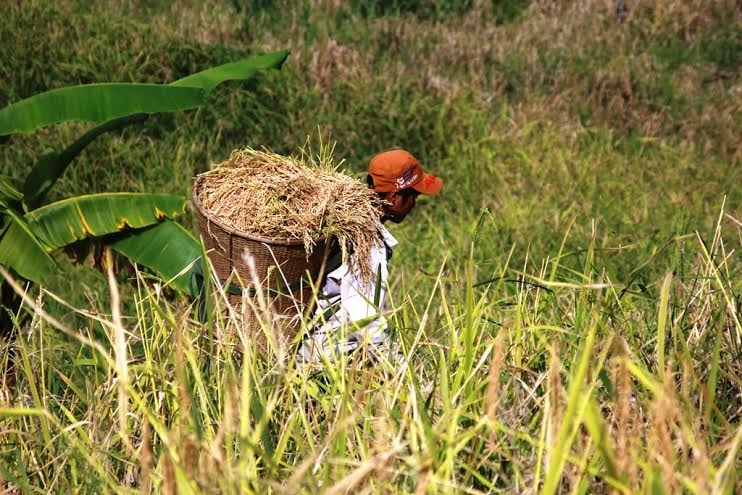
1,0 -> 741,493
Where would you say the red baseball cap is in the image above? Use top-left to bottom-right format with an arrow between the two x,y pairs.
368,149 -> 443,195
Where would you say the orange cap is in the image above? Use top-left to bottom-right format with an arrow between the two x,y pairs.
368,149 -> 443,195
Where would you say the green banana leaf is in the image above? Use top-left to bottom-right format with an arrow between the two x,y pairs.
0,205 -> 56,284
23,193 -> 184,249
172,49 -> 290,93
0,84 -> 204,136
22,114 -> 148,206
0,175 -> 23,202
109,220 -> 202,296
17,49 -> 289,205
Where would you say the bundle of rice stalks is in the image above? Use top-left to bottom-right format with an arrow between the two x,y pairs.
195,147 -> 384,284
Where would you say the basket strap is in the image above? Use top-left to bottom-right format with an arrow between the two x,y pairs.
217,276 -> 302,297
324,249 -> 344,274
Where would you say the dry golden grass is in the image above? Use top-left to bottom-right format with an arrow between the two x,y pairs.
262,0 -> 740,162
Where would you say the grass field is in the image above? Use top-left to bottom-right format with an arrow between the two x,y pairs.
1,0 -> 741,493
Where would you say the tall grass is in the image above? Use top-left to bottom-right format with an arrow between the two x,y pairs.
1,208 -> 739,493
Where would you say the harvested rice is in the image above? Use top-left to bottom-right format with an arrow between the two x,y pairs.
195,147 -> 384,284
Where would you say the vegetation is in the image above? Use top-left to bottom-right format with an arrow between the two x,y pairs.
1,0 -> 740,492
0,50 -> 288,301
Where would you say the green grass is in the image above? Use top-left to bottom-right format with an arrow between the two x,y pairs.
1,0 -> 741,492
1,216 -> 740,492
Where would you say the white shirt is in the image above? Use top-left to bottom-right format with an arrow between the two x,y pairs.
297,225 -> 398,363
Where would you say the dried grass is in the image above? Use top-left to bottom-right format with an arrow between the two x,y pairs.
196,147 -> 384,284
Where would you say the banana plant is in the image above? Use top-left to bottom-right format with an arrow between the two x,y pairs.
0,50 -> 289,320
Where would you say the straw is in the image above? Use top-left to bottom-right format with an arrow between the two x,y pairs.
196,147 -> 384,284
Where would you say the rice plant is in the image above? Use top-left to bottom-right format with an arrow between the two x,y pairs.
1,207 -> 739,493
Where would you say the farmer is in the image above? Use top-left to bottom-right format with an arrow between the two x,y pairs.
297,149 -> 443,365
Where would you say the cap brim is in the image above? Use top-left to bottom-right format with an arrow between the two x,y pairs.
411,173 -> 443,195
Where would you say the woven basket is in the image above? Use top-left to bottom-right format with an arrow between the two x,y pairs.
192,177 -> 334,341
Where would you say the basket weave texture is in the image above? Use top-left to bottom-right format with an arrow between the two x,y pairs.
192,177 -> 333,339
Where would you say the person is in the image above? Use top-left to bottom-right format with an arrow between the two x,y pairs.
297,149 -> 443,366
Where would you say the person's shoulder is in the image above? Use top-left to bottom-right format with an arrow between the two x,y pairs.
379,224 -> 398,249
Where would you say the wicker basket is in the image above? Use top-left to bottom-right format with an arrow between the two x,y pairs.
192,177 -> 334,341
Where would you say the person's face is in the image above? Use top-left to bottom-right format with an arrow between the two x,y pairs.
383,188 -> 420,223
